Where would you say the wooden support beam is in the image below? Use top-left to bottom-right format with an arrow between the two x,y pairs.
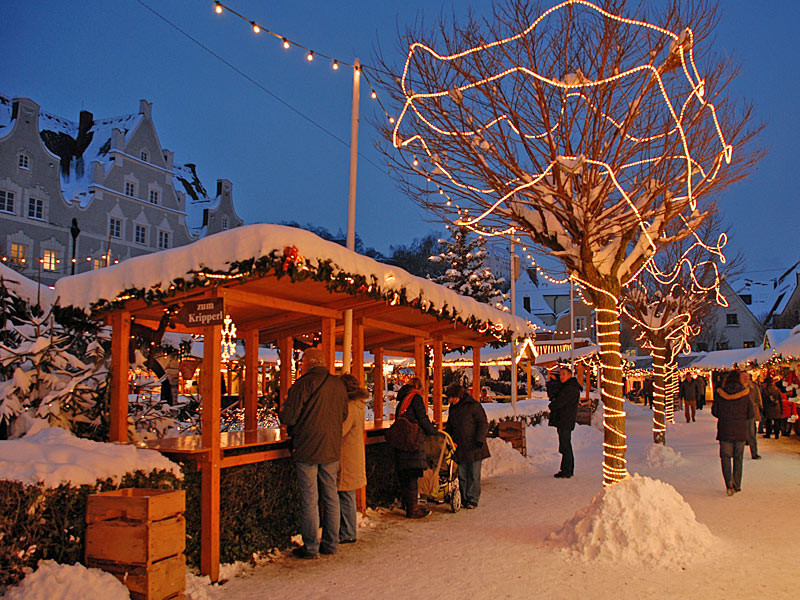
472,345 -> 481,403
363,317 -> 428,340
109,310 -> 130,443
200,324 -> 222,582
352,319 -> 365,385
241,312 -> 319,336
373,347 -> 384,426
352,304 -> 396,320
220,287 -> 340,319
364,332 -> 414,350
278,335 -> 294,408
414,337 -> 427,407
526,361 -> 533,399
244,329 -> 259,432
432,337 -> 443,428
321,317 -> 336,373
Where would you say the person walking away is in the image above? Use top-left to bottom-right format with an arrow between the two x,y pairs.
762,377 -> 783,439
445,384 -> 490,509
548,367 -> 582,478
338,374 -> 369,544
682,373 -> 698,422
394,377 -> 438,518
740,371 -> 762,459
279,347 -> 348,558
695,374 -> 707,411
712,370 -> 754,495
643,376 -> 654,409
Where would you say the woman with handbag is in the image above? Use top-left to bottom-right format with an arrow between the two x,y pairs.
393,377 -> 437,518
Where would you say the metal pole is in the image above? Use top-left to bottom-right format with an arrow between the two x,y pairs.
510,236 -> 517,416
569,276 -> 575,370
342,59 -> 360,374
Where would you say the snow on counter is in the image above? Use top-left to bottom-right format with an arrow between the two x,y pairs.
0,427 -> 181,487
4,560 -> 131,600
53,224 -> 533,338
481,397 -> 550,421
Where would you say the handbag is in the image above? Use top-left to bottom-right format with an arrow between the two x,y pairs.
385,392 -> 423,452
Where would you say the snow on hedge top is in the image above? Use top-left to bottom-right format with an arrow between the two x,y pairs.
0,261 -> 54,309
54,224 -> 533,338
547,473 -> 714,567
0,427 -> 181,487
5,560 -> 131,600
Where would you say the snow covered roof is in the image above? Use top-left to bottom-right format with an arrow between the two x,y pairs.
54,224 -> 535,339
763,329 -> 792,350
690,348 -> 760,370
734,260 -> 800,323
174,163 -> 217,236
535,343 -> 599,365
0,261 -> 54,309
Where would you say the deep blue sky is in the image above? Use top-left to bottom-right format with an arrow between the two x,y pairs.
3,1 -> 798,278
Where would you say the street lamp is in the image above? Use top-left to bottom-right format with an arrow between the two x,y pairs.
70,218 -> 80,275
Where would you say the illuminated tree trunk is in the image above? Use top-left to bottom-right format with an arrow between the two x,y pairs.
665,355 -> 679,424
650,337 -> 667,445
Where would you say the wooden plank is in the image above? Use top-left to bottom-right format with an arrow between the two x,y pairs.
88,553 -> 185,600
321,317 -> 336,373
352,319 -> 365,385
200,324 -> 221,583
526,361 -> 532,399
243,329 -> 259,432
221,287 -> 340,319
220,448 -> 291,468
472,345 -> 481,401
432,337 -> 443,428
109,310 -> 130,443
414,337 -> 427,406
86,489 -> 185,524
373,347 -> 384,427
363,317 -> 428,339
85,516 -> 185,565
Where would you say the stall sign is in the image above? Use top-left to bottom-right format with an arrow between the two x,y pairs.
176,298 -> 225,328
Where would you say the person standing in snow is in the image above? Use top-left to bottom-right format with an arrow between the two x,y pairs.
740,371 -> 762,459
548,366 -> 582,478
393,377 -> 438,518
695,374 -> 707,410
712,370 -> 754,496
338,374 -> 369,544
280,347 -> 348,558
642,376 -> 654,409
681,373 -> 698,423
445,384 -> 490,509
762,377 -> 783,439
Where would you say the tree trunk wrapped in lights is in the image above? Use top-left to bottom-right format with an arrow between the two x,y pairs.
375,0 -> 761,485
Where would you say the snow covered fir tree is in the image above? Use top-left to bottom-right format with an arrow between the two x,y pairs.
430,225 -> 506,308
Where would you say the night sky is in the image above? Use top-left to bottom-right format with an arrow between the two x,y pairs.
3,0 -> 798,279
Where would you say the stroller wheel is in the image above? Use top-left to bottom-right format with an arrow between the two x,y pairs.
450,480 -> 462,513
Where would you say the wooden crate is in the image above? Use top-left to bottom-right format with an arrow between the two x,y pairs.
497,421 -> 526,457
86,488 -> 186,600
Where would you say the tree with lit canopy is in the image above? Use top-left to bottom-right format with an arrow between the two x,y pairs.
376,0 -> 761,484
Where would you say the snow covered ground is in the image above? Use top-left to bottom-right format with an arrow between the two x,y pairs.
205,404 -> 799,600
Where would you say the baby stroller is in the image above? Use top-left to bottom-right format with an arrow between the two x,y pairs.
418,431 -> 462,512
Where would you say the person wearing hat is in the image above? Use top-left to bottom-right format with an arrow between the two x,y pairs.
445,383 -> 490,508
338,373 -> 369,544
280,347 -> 348,558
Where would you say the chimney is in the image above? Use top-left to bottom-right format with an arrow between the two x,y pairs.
162,149 -> 174,169
89,160 -> 105,184
138,99 -> 152,119
111,128 -> 125,150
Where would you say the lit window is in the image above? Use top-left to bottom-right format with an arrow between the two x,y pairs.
10,243 -> 27,265
0,190 -> 15,213
158,231 -> 170,249
42,250 -> 59,271
149,190 -> 159,204
140,150 -> 148,162
743,341 -> 755,348
575,316 -> 586,331
18,154 -> 29,169
93,258 -> 105,270
222,217 -> 229,230
109,218 -> 121,238
27,198 -> 43,220
135,224 -> 147,245
125,181 -> 136,197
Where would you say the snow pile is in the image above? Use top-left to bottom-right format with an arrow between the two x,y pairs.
644,443 -> 688,468
482,437 -> 534,478
0,427 -> 181,487
4,560 -> 130,600
547,474 -> 714,566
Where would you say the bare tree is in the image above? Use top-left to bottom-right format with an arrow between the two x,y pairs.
374,0 -> 762,484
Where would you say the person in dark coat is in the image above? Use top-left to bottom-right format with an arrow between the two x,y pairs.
740,371 -> 762,459
394,377 -> 437,518
695,375 -> 707,410
681,373 -> 698,423
712,370 -> 755,495
280,347 -> 348,558
642,377 -> 654,409
445,384 -> 490,509
762,377 -> 783,439
548,366 -> 582,478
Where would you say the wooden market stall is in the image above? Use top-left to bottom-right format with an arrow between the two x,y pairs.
53,224 -> 533,582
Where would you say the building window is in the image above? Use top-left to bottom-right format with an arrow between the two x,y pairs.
726,313 -> 739,326
125,181 -> 136,197
109,218 -> 121,238
717,342 -> 729,350
27,197 -> 43,220
523,297 -> 531,313
140,150 -> 148,162
134,224 -> 147,245
18,154 -> 30,170
575,316 -> 587,331
0,190 -> 15,213
10,243 -> 27,265
740,294 -> 752,305
221,217 -> 229,230
743,341 -> 756,348
42,250 -> 59,271
149,190 -> 159,204
93,258 -> 105,270
158,231 -> 170,249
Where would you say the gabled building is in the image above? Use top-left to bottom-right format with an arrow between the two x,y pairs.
735,261 -> 800,330
0,95 -> 243,286
693,279 -> 765,351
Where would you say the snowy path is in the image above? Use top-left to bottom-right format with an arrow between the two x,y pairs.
209,405 -> 800,600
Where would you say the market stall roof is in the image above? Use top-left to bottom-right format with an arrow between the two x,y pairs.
535,343 -> 599,366
756,324 -> 800,362
628,353 -> 704,371
690,347 -> 760,370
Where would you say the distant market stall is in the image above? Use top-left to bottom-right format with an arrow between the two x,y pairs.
54,224 -> 535,581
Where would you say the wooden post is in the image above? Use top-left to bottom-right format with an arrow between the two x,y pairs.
526,360 -> 532,399
278,335 -> 294,408
321,317 -> 336,374
109,310 -> 130,442
472,345 -> 481,401
244,329 -> 259,432
414,337 -> 427,407
352,319 -> 365,385
373,347 -> 384,426
200,324 -> 222,582
585,366 -> 591,400
432,337 -> 443,428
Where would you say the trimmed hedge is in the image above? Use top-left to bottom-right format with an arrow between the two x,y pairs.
487,411 -> 549,437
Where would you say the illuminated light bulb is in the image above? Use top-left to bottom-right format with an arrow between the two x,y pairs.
371,91 -> 377,99
332,60 -> 339,70
282,38 -> 290,49
412,158 -> 419,166
214,1 -> 222,14
388,116 -> 395,123
307,50 -> 314,61
251,22 -> 260,34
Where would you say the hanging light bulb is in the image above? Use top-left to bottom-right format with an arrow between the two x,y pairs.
332,60 -> 339,70
412,158 -> 419,166
214,1 -> 223,14
306,50 -> 314,61
370,91 -> 377,99
282,37 -> 290,49
388,116 -> 395,123
251,21 -> 260,33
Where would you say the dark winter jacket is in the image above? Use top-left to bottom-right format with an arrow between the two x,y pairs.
762,384 -> 783,420
696,377 -> 707,408
746,381 -> 762,422
280,366 -> 348,464
546,376 -> 561,402
711,382 -> 754,442
548,376 -> 582,431
680,378 -> 702,404
445,393 -> 490,463
393,384 -> 437,471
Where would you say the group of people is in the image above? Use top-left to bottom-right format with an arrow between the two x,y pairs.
279,348 -> 492,558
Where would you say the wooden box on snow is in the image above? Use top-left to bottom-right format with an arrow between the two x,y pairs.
497,421 -> 526,456
85,488 -> 186,600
